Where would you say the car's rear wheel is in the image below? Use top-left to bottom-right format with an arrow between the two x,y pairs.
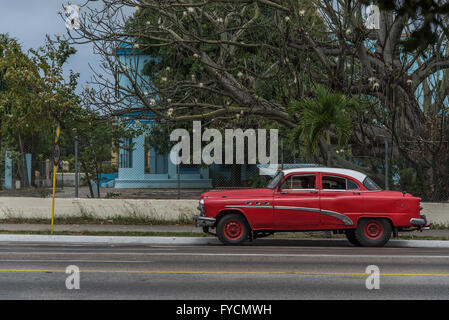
355,218 -> 392,247
345,229 -> 361,246
217,214 -> 249,245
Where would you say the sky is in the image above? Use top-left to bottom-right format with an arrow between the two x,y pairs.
0,0 -> 124,93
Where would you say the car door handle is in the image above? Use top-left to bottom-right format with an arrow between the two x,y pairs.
310,190 -> 318,194
280,191 -> 289,194
353,191 -> 361,195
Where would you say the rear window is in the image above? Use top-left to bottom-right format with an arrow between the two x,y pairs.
363,177 -> 382,190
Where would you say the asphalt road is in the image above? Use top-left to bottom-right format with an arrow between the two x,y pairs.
0,240 -> 448,300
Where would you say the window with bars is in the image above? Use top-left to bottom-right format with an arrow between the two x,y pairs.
119,138 -> 133,168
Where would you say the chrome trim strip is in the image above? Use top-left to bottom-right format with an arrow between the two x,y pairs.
279,189 -> 382,193
320,209 -> 354,226
320,189 -> 382,193
321,189 -> 358,192
274,206 -> 321,214
278,189 -> 319,192
225,205 -> 273,209
225,205 -> 354,226
274,206 -> 353,226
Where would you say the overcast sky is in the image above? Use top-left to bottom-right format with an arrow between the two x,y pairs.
0,0 -> 122,93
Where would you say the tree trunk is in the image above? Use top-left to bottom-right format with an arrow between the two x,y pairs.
18,134 -> 29,187
96,161 -> 101,198
81,160 -> 94,198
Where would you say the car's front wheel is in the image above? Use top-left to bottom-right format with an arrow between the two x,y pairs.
217,214 -> 249,245
355,218 -> 392,247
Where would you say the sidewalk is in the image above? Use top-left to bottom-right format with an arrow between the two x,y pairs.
0,223 -> 203,233
0,223 -> 448,239
0,224 -> 449,247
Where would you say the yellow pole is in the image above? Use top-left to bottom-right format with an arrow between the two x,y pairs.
50,164 -> 57,234
50,124 -> 60,235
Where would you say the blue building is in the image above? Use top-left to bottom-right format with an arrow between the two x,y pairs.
110,43 -> 211,188
110,43 -> 259,189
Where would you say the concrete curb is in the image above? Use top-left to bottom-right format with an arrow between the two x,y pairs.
387,239 -> 449,248
0,234 -> 449,247
0,234 -> 221,245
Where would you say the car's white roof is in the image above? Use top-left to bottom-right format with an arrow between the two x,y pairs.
281,167 -> 368,183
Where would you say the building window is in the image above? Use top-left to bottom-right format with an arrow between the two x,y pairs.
119,138 -> 133,168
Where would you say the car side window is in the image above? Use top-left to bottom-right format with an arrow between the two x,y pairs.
322,175 -> 359,190
280,175 -> 316,190
347,179 -> 359,190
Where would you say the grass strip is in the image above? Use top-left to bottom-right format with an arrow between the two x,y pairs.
0,217 -> 195,226
0,230 -> 205,237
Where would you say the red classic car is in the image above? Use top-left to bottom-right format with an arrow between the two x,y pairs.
194,167 -> 428,247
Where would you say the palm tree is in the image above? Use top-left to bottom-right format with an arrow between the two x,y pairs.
289,86 -> 355,166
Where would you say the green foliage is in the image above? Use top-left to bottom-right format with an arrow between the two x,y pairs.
247,175 -> 269,188
104,192 -> 121,199
125,1 -> 323,129
145,120 -> 177,155
65,109 -> 142,197
288,86 -> 357,157
359,0 -> 449,51
213,173 -> 229,188
397,168 -> 423,197
0,34 -> 139,196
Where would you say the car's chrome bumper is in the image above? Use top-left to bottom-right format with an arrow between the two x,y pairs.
194,216 -> 216,228
410,214 -> 429,228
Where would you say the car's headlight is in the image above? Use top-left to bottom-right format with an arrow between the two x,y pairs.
199,199 -> 204,205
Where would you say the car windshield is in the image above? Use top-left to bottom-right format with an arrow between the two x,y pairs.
363,177 -> 382,190
266,171 -> 284,189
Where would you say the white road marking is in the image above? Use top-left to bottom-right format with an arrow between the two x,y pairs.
0,248 -> 176,252
0,251 -> 449,259
0,259 -> 153,263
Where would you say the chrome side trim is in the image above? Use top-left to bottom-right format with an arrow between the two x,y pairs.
274,206 -> 353,226
278,188 -> 319,192
225,205 -> 273,209
321,189 -> 382,193
274,206 -> 321,214
320,209 -> 354,226
321,189 -> 358,192
225,205 -> 354,226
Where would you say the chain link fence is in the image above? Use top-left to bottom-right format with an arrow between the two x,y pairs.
0,138 -> 447,202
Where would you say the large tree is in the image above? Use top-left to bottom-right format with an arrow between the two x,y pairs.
66,0 -> 449,200
0,34 -> 139,196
